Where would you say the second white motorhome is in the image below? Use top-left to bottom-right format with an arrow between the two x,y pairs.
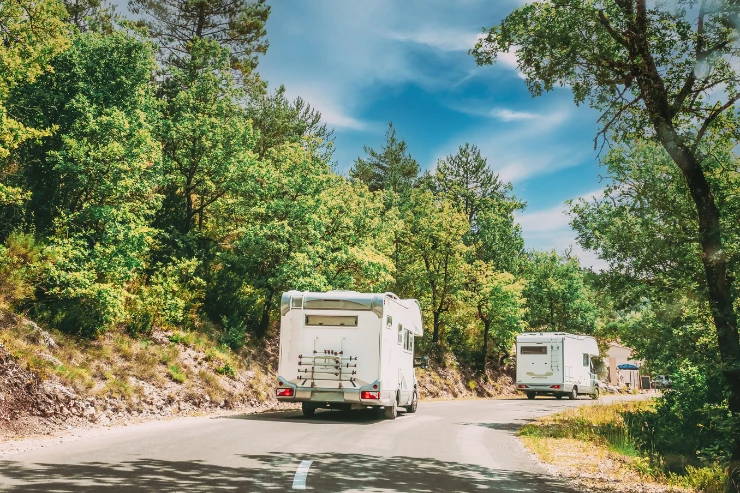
515,332 -> 599,399
275,290 -> 423,419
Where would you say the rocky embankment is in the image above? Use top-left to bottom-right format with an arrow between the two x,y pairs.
1,311 -> 516,440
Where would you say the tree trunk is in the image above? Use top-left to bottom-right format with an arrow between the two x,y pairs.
654,123 -> 740,489
258,290 -> 274,338
481,318 -> 490,373
432,311 -> 440,344
624,8 -> 740,482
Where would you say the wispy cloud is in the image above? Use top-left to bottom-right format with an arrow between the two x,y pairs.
492,108 -> 544,121
387,28 -> 480,52
516,188 -> 608,270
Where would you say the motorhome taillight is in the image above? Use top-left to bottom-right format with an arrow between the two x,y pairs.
550,385 -> 561,389
361,391 -> 380,400
276,388 -> 294,397
372,384 -> 378,389
518,384 -> 529,389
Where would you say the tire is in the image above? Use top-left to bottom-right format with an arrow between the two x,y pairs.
591,386 -> 600,400
526,392 -> 535,400
555,394 -> 563,400
384,400 -> 397,420
405,390 -> 418,413
568,386 -> 578,400
301,403 -> 316,416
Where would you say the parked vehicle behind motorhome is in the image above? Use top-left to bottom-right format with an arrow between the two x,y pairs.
515,332 -> 600,400
276,290 -> 423,419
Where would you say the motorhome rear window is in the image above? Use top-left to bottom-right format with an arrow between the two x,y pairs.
303,299 -> 371,310
520,346 -> 547,355
304,315 -> 358,327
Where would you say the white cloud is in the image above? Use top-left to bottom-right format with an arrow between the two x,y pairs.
516,188 -> 608,271
492,108 -> 539,121
387,29 -> 480,52
492,108 -> 553,121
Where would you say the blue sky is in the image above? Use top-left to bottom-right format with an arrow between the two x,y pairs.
256,0 -> 608,269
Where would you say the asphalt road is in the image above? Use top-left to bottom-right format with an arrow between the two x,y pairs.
0,395 -> 642,492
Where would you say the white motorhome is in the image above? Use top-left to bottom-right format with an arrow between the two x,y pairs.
276,290 -> 423,419
515,332 -> 600,400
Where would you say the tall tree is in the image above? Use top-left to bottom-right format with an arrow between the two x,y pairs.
0,0 -> 70,206
431,143 -> 507,228
350,122 -> 419,195
157,38 -> 256,236
246,84 -> 335,163
522,250 -> 598,335
129,0 -> 269,80
402,190 -> 470,345
464,261 -> 526,372
473,2 -> 740,478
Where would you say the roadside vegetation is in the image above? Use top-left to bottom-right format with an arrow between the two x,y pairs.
2,1 -> 740,491
520,401 -> 728,493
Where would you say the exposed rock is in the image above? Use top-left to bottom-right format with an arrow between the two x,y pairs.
21,319 -> 56,349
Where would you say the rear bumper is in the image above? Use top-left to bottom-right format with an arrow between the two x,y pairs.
275,376 -> 393,406
517,383 -> 572,394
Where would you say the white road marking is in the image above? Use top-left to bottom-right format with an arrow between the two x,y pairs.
292,459 -> 314,490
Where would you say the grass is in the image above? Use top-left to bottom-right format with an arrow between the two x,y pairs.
167,364 -> 186,383
519,402 -> 729,493
0,311 -> 253,406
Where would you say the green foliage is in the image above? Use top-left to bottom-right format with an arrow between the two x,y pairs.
167,364 -> 186,383
0,233 -> 42,307
215,362 -> 235,378
350,122 -> 419,196
129,0 -> 269,83
521,250 -> 598,334
0,0 -> 71,162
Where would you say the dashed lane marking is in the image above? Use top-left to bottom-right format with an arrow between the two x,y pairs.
292,460 -> 314,490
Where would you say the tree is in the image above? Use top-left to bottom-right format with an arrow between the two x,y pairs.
522,250 -> 598,335
208,144 -> 394,340
61,0 -> 114,32
428,143 -> 525,271
8,30 -> 160,234
157,38 -> 256,235
473,1 -> 740,478
430,143 -> 508,228
465,261 -> 526,372
0,0 -> 70,205
350,122 -> 419,196
129,0 -> 269,79
6,31 -> 162,336
402,190 -> 470,345
246,84 -> 334,163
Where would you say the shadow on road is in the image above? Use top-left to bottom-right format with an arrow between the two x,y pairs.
458,420 -> 535,433
0,452 -> 581,492
224,407 -> 398,425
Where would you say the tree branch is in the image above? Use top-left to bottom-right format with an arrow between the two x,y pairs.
693,94 -> 740,149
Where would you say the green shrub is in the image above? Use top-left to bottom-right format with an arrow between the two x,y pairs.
0,233 -> 42,306
168,364 -> 186,383
215,362 -> 235,378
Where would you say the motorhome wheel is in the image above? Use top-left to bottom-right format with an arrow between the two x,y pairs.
568,387 -> 578,400
405,390 -> 418,413
384,401 -> 397,420
301,402 -> 316,416
526,392 -> 535,400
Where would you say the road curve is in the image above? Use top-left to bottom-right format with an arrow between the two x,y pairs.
0,395 -> 642,492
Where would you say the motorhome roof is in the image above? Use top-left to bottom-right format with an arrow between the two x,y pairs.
517,332 -> 595,341
280,290 -> 423,336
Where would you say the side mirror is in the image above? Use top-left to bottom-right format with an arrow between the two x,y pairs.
414,356 -> 428,369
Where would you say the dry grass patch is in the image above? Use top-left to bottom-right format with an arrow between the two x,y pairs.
519,402 -> 727,493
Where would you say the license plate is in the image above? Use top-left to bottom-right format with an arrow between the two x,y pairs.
313,391 -> 344,402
